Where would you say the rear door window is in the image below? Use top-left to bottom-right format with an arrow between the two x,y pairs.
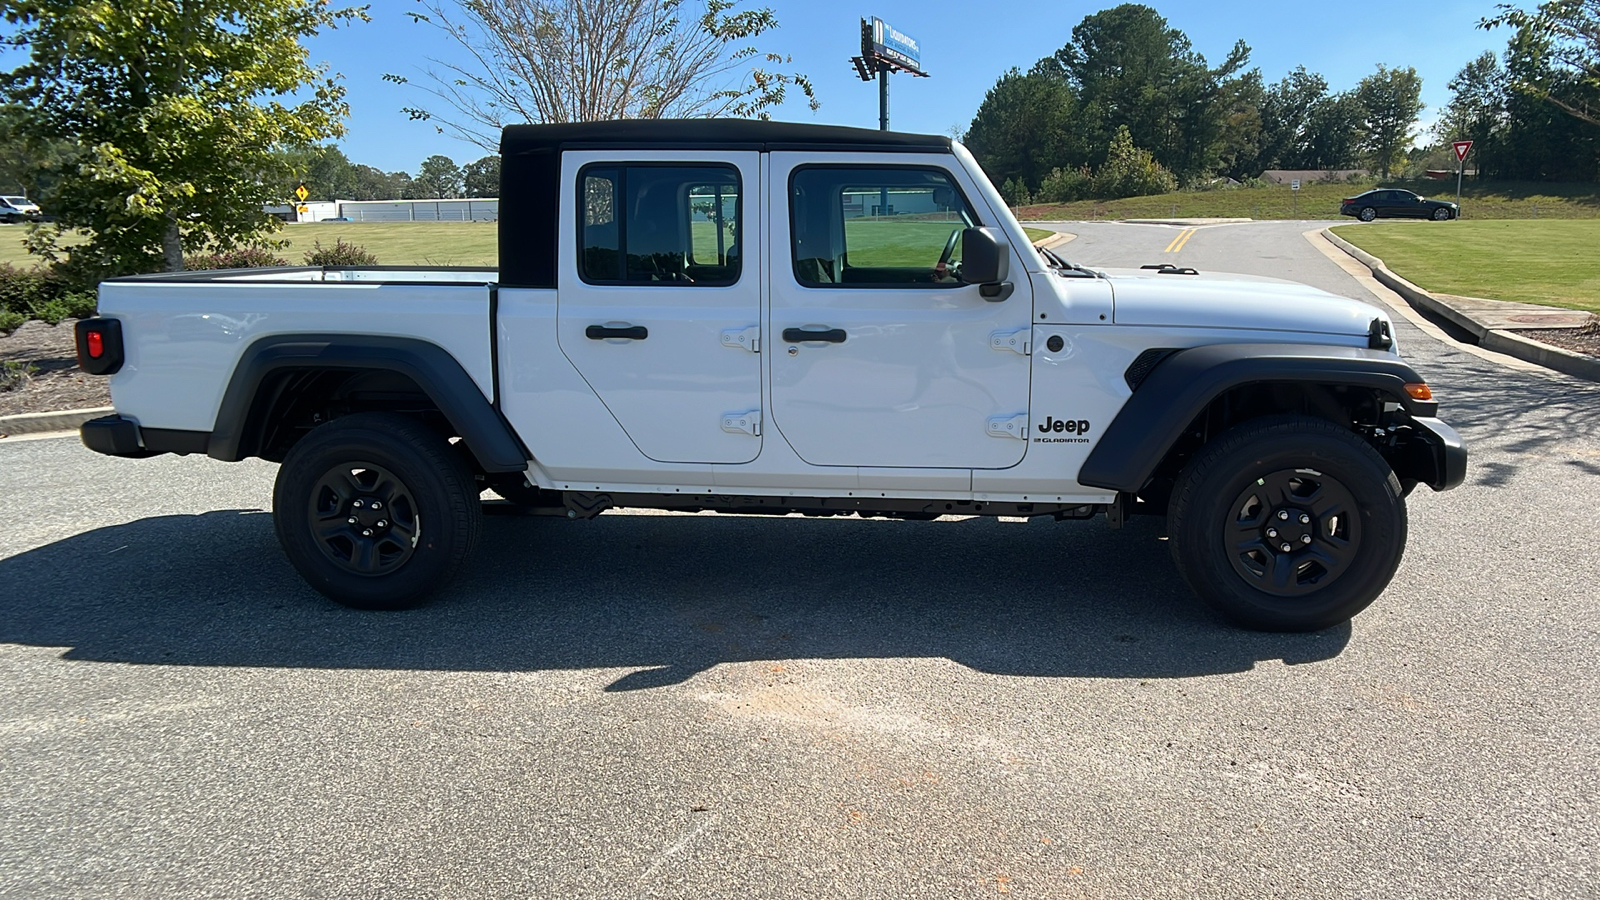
578,165 -> 740,286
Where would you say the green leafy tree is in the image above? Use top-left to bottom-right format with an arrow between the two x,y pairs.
1300,91 -> 1366,170
1355,64 -> 1424,179
276,144 -> 364,201
962,67 -> 1089,195
0,1 -> 365,276
1483,0 -> 1600,126
385,0 -> 818,152
462,155 -> 500,198
1494,25 -> 1600,180
0,106 -> 71,198
413,154 -> 463,198
1050,3 -> 1251,181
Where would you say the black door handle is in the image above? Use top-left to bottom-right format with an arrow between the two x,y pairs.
782,327 -> 846,344
586,324 -> 648,340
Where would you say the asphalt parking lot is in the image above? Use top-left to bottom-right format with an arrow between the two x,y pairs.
2,221 -> 1596,899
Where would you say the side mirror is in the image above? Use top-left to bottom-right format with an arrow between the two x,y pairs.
958,226 -> 1010,288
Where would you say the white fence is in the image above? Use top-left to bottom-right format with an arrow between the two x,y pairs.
333,199 -> 499,222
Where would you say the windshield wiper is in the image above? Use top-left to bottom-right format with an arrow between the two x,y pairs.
1039,246 -> 1101,278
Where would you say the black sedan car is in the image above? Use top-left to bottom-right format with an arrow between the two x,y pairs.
1340,189 -> 1459,221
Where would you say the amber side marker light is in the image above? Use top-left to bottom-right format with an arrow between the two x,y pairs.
1405,382 -> 1433,401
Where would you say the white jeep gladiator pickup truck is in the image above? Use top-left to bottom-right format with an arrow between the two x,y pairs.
73,120 -> 1465,631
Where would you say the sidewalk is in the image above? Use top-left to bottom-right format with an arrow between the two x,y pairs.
1322,228 -> 1599,382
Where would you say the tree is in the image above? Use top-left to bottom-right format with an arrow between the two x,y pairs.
384,0 -> 819,152
462,155 -> 501,197
1300,91 -> 1366,170
275,144 -> 364,201
1355,64 -> 1424,179
1483,0 -> 1600,126
962,67 -> 1089,194
0,106 -> 71,198
1050,3 -> 1251,181
0,1 -> 365,276
413,155 -> 463,198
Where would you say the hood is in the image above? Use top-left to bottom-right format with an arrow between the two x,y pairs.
1101,268 -> 1386,338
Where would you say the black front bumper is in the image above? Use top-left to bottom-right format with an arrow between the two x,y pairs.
81,415 -> 210,458
1407,416 -> 1468,491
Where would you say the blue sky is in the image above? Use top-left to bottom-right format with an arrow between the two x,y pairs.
286,1 -> 1514,171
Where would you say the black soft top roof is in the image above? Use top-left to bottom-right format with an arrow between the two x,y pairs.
500,119 -> 951,156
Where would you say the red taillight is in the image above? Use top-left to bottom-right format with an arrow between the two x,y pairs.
87,330 -> 104,359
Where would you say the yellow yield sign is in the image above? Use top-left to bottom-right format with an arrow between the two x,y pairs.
294,183 -> 309,202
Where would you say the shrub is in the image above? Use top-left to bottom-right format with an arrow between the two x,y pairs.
999,177 -> 1033,207
303,238 -> 378,267
0,263 -> 63,317
60,291 -> 97,319
1035,165 -> 1092,204
1090,126 -> 1178,200
1,359 -> 35,392
0,262 -> 92,325
184,246 -> 290,270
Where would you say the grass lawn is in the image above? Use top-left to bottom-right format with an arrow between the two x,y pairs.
1331,220 -> 1600,314
1,221 -> 1056,271
0,221 -> 500,269
1016,179 -> 1600,222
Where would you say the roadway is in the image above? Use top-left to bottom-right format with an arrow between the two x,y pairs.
1,220 -> 1596,898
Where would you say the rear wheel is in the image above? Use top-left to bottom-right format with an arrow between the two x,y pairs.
273,412 -> 481,610
1358,207 -> 1377,222
1167,416 -> 1406,631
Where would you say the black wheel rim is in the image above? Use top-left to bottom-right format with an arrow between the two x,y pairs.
307,462 -> 421,577
1225,467 -> 1360,598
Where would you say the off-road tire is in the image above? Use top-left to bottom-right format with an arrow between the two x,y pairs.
1167,415 -> 1406,631
273,412 -> 482,610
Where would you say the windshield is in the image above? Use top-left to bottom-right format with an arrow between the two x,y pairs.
2,197 -> 30,205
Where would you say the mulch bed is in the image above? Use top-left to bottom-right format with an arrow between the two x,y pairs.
0,320 -> 111,417
1510,324 -> 1600,359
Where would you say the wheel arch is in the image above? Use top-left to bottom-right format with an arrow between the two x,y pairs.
1078,342 -> 1450,499
208,334 -> 530,474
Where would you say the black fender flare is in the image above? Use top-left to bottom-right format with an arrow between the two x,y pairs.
207,334 -> 530,473
1078,343 -> 1440,493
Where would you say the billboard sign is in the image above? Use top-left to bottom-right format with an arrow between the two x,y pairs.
863,16 -> 923,75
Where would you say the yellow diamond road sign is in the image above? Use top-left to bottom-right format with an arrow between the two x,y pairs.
295,183 -> 309,202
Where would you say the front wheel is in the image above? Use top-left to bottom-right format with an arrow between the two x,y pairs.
273,412 -> 482,610
1358,207 -> 1377,222
1432,207 -> 1452,221
1167,416 -> 1407,631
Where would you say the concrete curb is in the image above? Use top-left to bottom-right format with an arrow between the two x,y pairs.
0,406 -> 110,438
1032,231 -> 1077,250
1321,228 -> 1600,383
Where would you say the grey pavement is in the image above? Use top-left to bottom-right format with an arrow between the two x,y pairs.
2,220 -> 1596,899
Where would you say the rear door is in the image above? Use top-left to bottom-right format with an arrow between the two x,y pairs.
555,151 -> 763,464
765,154 -> 1034,469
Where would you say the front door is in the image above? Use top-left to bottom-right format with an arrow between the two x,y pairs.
766,155 -> 1034,469
556,151 -> 762,464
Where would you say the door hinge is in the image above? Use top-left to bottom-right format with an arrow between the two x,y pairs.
990,328 -> 1031,355
986,413 -> 1029,439
721,409 -> 762,437
721,325 -> 760,353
